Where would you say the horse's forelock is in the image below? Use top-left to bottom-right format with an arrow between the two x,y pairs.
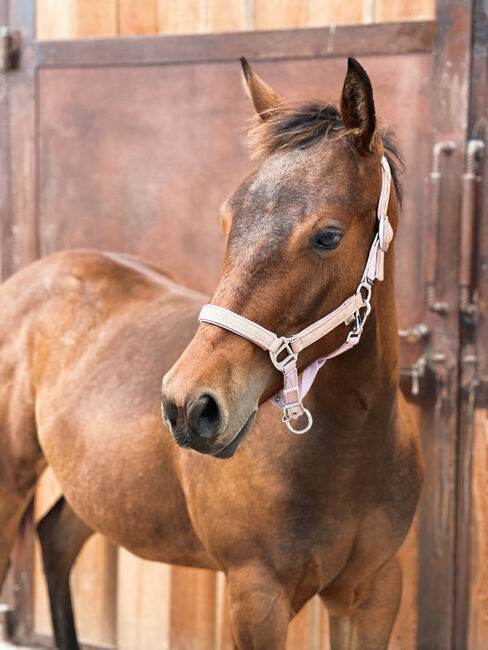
247,102 -> 403,206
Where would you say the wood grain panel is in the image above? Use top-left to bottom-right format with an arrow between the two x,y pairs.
468,409 -> 488,649
255,0 -> 308,30
306,0 -> 364,26
377,0 -> 436,22
36,0 -> 436,40
119,0 -> 159,35
36,0 -> 75,40
170,566 -> 216,649
74,0 -> 117,37
157,0 -> 202,34
207,0 -> 252,32
72,536 -> 117,646
215,572 -> 233,650
117,549 -> 171,650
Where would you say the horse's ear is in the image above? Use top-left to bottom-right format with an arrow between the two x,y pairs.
240,57 -> 287,121
340,58 -> 377,153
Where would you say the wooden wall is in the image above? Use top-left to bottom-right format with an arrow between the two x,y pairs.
36,0 -> 436,39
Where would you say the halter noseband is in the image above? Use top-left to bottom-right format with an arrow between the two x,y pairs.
199,156 -> 393,434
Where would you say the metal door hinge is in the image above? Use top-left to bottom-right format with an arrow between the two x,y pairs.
0,27 -> 20,72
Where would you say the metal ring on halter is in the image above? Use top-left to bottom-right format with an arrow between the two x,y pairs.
283,408 -> 313,434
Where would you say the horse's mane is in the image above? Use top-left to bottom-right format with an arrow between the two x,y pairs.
248,102 -> 403,204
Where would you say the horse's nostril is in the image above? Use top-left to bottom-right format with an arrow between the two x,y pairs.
188,394 -> 221,439
161,393 -> 178,429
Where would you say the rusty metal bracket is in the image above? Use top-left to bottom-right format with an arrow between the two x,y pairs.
459,138 -> 485,319
0,27 -> 20,72
425,140 -> 456,314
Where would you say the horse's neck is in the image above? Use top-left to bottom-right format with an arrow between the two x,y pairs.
308,269 -> 399,434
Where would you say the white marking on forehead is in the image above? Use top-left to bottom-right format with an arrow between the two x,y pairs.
248,149 -> 309,198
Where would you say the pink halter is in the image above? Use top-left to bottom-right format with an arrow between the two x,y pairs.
199,156 -> 393,434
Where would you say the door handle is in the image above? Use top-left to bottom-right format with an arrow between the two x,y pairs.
459,139 -> 484,317
425,140 -> 456,313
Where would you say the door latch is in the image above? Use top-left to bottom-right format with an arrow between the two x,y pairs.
400,355 -> 427,396
399,323 -> 430,343
0,27 -> 20,72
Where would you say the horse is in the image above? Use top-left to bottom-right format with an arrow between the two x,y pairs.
0,58 -> 423,650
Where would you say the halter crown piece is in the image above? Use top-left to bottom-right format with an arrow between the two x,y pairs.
199,156 -> 393,434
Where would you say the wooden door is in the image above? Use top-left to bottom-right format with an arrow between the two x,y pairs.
0,0 -> 478,648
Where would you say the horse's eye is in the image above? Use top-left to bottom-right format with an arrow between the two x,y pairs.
312,230 -> 343,251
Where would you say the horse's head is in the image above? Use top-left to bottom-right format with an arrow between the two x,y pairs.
162,58 -> 399,458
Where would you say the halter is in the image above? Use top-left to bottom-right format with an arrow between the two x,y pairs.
199,156 -> 393,434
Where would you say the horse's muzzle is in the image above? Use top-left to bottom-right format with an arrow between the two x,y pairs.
161,388 -> 229,455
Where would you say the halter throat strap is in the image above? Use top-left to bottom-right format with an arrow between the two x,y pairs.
199,156 -> 393,434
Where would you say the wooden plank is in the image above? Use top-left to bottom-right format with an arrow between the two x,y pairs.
117,549 -> 171,650
118,0 -> 158,35
35,0 -> 76,40
74,0 -> 117,38
207,0 -> 252,32
157,0 -> 202,34
215,572 -> 233,650
318,602 -> 330,649
36,21 -> 437,68
467,410 -> 488,648
170,566 -> 216,650
255,0 -> 308,30
287,600 -> 313,650
377,0 -> 436,22
306,0 -> 364,26
72,536 -> 117,646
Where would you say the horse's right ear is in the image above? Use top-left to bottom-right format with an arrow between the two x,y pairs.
240,57 -> 287,121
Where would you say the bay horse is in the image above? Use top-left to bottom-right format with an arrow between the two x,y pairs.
0,58 -> 423,650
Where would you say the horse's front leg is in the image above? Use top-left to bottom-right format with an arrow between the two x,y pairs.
322,555 -> 402,650
226,566 -> 291,650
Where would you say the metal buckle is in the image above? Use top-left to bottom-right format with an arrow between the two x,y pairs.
269,337 -> 298,371
283,407 -> 313,434
346,283 -> 373,343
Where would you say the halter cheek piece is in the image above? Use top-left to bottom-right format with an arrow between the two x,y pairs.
199,156 -> 393,434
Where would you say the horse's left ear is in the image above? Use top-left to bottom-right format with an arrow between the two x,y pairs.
340,58 -> 376,153
240,57 -> 287,121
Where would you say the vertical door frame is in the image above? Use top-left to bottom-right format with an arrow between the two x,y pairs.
454,0 -> 488,646
416,1 -> 474,648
